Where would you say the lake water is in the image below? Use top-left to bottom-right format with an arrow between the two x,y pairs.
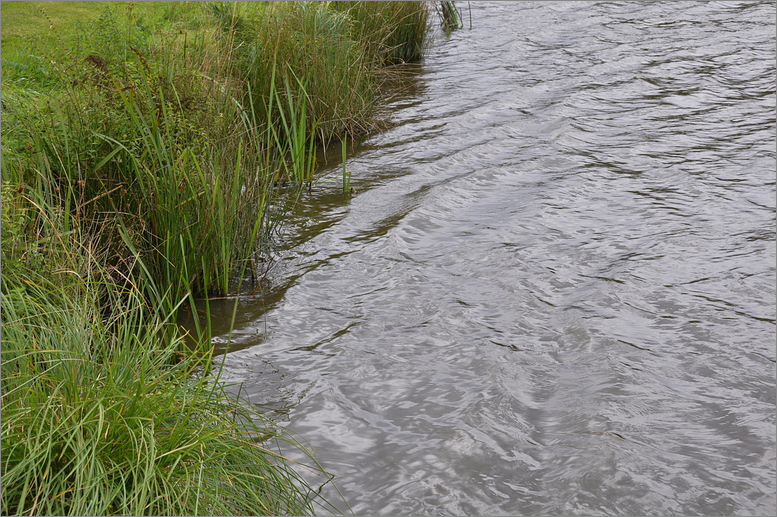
210,2 -> 776,514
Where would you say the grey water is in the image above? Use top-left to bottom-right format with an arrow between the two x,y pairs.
213,2 -> 776,515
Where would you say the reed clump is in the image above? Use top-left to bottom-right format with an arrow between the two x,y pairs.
333,1 -> 430,65
435,1 -> 464,33
212,1 -> 430,145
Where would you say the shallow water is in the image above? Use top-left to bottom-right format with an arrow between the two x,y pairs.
209,2 -> 776,514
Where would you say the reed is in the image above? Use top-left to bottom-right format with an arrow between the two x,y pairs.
213,2 -> 378,145
1,4 -> 279,303
435,1 -> 464,33
342,137 -> 353,195
269,65 -> 320,189
2,12 -> 331,510
332,1 -> 430,65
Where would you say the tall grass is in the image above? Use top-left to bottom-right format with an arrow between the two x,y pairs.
213,2 -> 379,144
2,7 -> 276,302
2,2 -> 431,307
15,0 -> 429,291
1,5 -> 333,513
0,206 -> 337,515
2,2 -> 434,514
333,1 -> 430,65
269,66 -> 320,189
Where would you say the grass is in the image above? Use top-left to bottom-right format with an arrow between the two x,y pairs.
0,2 -> 116,53
215,2 -> 379,145
342,136 -> 352,195
0,214 -> 337,515
2,3 -> 279,301
1,1 -> 435,305
332,1 -> 430,65
435,1 -> 464,33
1,2 -> 440,514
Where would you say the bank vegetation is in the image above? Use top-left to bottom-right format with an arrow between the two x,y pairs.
0,2 -> 439,514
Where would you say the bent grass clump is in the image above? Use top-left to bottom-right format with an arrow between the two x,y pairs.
0,228 -> 336,516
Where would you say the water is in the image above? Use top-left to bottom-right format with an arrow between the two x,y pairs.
211,2 -> 776,514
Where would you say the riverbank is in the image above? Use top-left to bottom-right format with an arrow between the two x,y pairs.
0,2 -> 433,514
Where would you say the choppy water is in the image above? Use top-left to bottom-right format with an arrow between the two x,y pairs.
210,2 -> 776,515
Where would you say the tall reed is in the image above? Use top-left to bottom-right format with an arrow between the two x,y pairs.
213,1 -> 429,145
332,1 -> 430,65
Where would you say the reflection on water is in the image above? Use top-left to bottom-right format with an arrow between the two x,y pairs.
213,2 -> 775,515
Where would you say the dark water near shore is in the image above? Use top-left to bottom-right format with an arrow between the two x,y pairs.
211,2 -> 776,514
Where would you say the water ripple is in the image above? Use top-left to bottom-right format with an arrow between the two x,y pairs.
216,2 -> 776,515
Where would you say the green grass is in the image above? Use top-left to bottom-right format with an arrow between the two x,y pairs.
0,223 -> 337,515
0,2 -> 174,56
332,1 -> 430,65
435,1 -> 464,33
2,3 -> 278,301
1,2 -> 437,514
1,1 -> 433,304
215,1 -> 379,145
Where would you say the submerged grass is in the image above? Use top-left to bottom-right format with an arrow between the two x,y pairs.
435,1 -> 464,33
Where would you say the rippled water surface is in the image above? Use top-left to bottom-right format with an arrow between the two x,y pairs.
213,2 -> 776,514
